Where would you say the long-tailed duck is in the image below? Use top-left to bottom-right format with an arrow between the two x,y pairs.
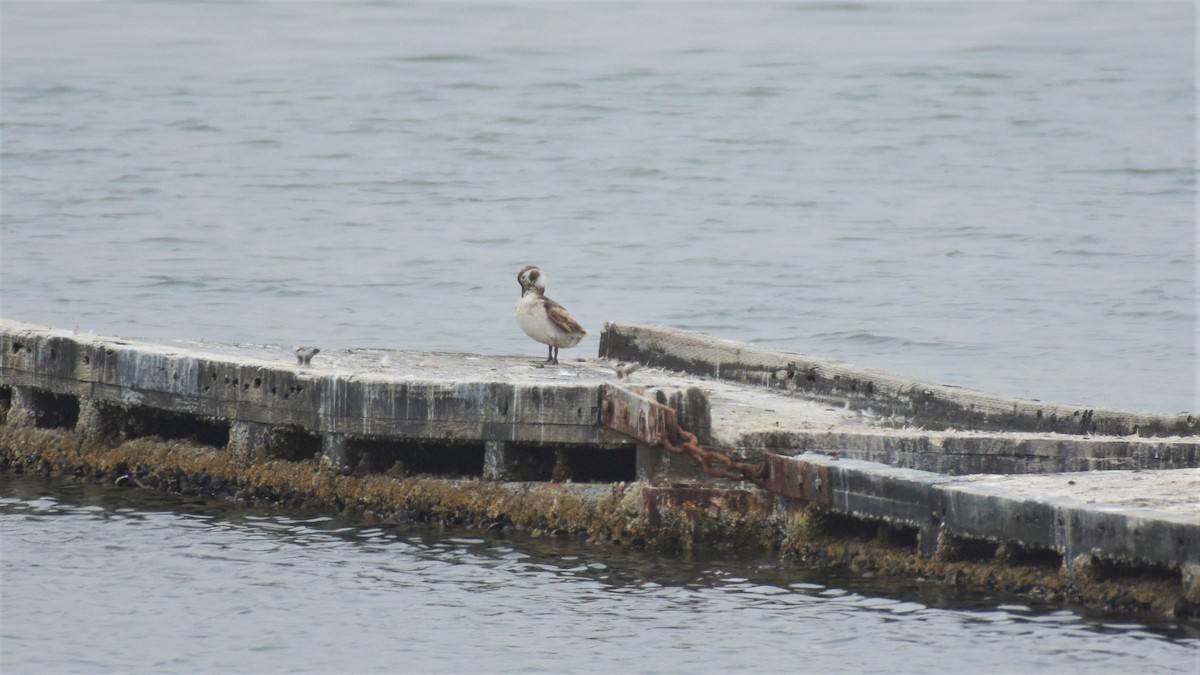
515,265 -> 587,365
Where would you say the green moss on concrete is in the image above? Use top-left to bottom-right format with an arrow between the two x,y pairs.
0,424 -> 656,546
1,424 -> 1194,621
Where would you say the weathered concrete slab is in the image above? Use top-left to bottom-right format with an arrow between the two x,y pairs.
2,318 -> 1199,592
12,319 -> 1191,476
943,469 -> 1200,568
735,426 -> 1200,474
0,320 -> 627,447
599,321 -> 1199,437
765,453 -> 1200,569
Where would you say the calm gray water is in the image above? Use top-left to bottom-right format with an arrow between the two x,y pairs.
1,0 -> 1195,412
2,1 -> 1198,671
2,474 -> 1198,674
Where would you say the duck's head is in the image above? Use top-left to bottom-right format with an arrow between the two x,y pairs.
517,265 -> 546,296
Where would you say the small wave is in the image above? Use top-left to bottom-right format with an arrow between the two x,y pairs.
1104,308 -> 1192,321
813,330 -> 963,351
540,102 -> 622,114
602,67 -> 660,80
949,44 -> 1020,56
464,237 -> 513,245
608,166 -> 663,178
141,275 -> 207,289
495,115 -> 537,125
446,82 -> 498,91
138,236 -> 198,245
529,81 -> 584,90
388,54 -> 488,64
788,2 -> 872,12
169,118 -> 221,132
956,70 -> 1012,81
268,286 -> 313,298
1064,166 -> 1192,177
244,182 -> 328,190
1050,249 -> 1121,258
891,68 -> 940,80
15,83 -> 101,97
97,210 -> 159,219
739,86 -> 783,98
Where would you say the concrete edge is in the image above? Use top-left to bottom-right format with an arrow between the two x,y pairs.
0,319 -> 619,446
765,452 -> 1199,570
599,322 -> 1198,437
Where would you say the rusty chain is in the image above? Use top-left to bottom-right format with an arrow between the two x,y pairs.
658,416 -> 768,488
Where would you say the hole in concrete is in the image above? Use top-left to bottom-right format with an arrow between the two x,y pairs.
30,389 -> 80,430
940,536 -> 1000,562
348,437 -> 486,478
1091,558 -> 1182,584
557,445 -> 637,483
12,342 -> 24,354
0,386 -> 11,424
1001,544 -> 1063,569
262,426 -> 322,462
497,444 -> 557,481
122,405 -> 230,448
876,522 -> 920,549
494,444 -> 637,483
807,509 -> 881,541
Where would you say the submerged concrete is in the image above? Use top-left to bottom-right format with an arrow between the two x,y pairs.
1,318 -> 1198,619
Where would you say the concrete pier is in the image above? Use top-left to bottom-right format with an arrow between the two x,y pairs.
1,318 -> 1197,618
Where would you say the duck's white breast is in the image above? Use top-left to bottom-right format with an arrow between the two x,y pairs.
515,294 -> 582,348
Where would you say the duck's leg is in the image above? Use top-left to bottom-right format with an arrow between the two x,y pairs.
546,344 -> 557,364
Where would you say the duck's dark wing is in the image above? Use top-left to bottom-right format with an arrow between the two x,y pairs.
543,296 -> 586,335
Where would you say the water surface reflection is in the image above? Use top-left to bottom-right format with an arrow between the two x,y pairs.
2,475 -> 1196,673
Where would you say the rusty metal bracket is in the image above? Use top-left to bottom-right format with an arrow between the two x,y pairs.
600,383 -> 768,487
599,383 -> 676,446
761,453 -> 832,504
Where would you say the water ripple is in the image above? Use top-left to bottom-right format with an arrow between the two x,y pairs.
2,1 -> 1193,412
